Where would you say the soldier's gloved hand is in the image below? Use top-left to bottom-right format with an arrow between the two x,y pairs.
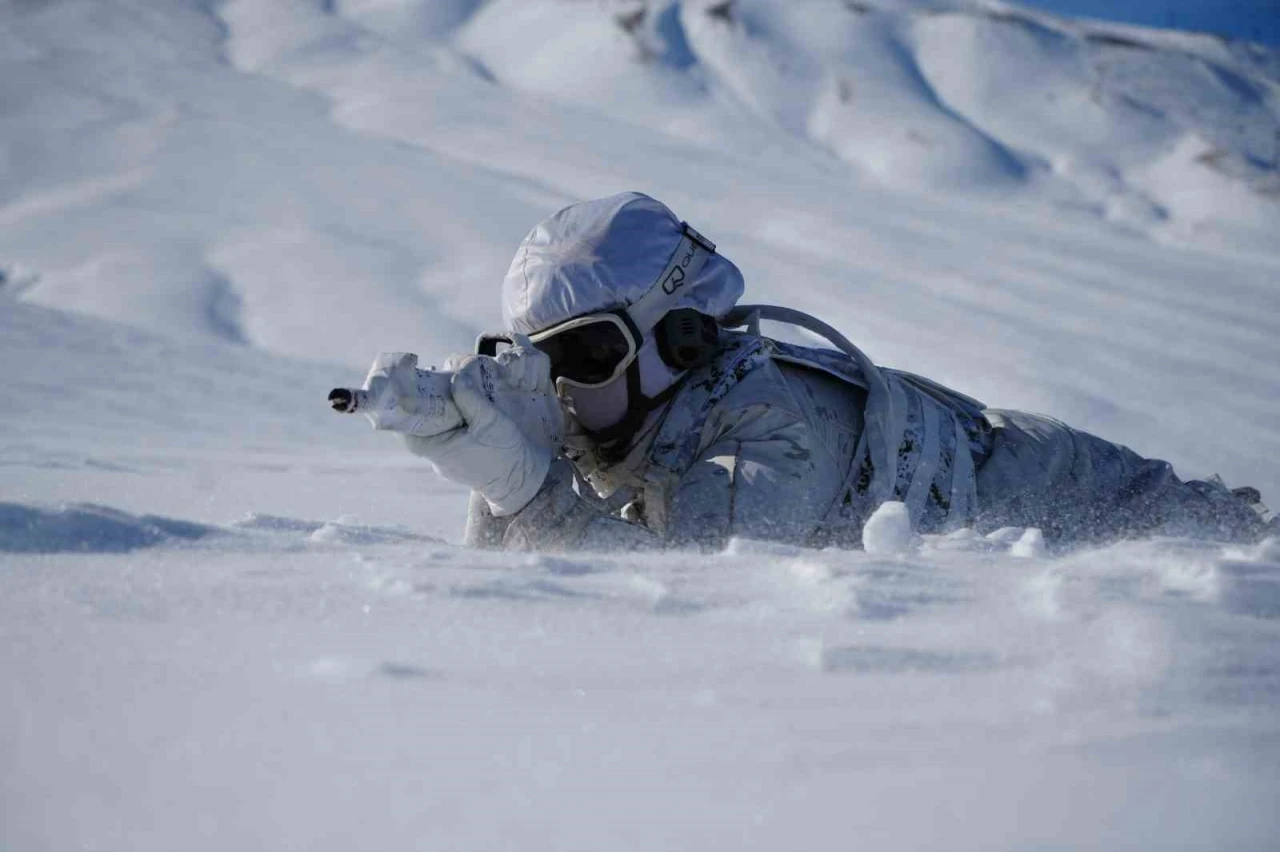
405,342 -> 563,517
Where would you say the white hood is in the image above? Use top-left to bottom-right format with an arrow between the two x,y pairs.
501,192 -> 744,335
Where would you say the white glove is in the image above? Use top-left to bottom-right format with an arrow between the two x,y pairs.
404,339 -> 564,517
357,352 -> 464,437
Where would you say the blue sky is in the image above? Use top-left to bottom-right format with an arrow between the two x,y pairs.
1016,0 -> 1280,44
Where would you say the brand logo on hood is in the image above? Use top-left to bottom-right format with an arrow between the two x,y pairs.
661,242 -> 699,295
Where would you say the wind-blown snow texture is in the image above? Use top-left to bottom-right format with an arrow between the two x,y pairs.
2,1 -> 1279,849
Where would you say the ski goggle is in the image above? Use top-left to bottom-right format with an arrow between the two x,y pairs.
529,312 -> 639,390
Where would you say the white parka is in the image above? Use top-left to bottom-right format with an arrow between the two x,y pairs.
461,194 -> 1271,552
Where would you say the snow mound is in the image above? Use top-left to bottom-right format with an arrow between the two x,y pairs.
862,500 -> 916,554
1010,527 -> 1048,558
0,502 -> 215,553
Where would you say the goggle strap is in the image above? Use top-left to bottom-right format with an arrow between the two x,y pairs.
612,308 -> 644,347
626,222 -> 716,334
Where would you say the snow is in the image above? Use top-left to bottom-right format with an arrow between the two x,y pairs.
3,0 -> 1280,848
0,502 -> 216,554
1010,526 -> 1048,558
862,500 -> 916,554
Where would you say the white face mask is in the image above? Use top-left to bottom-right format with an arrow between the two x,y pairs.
561,372 -> 629,431
560,336 -> 681,432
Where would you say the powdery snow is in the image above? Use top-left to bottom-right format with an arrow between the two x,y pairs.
1010,526 -> 1049,558
862,500 -> 916,554
2,1 -> 1280,849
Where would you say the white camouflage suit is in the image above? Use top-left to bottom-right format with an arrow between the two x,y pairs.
410,194 -> 1271,553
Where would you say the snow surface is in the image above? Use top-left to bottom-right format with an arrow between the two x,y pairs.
3,1 -> 1280,848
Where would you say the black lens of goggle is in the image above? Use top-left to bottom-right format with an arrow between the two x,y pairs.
534,321 -> 631,385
